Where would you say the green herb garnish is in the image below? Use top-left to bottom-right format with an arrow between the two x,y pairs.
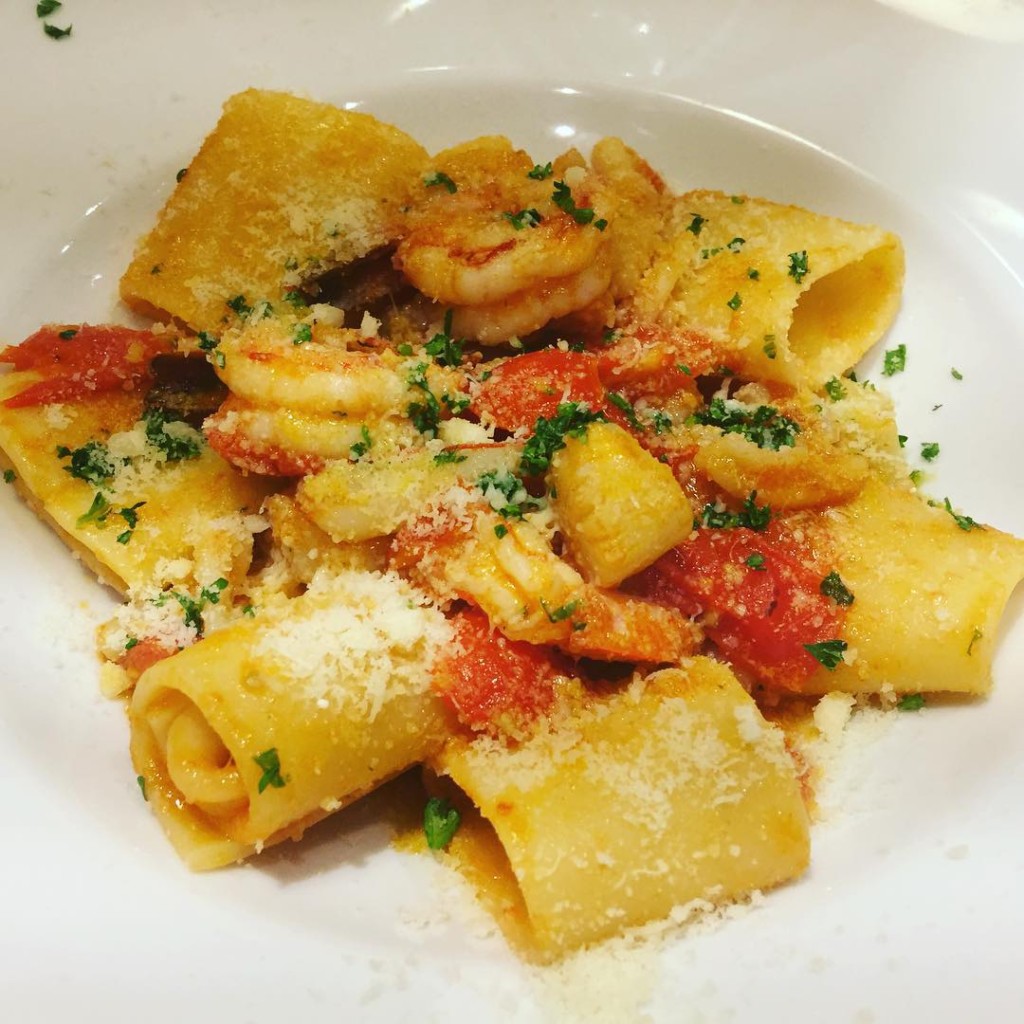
423,797 -> 461,850
787,250 -> 809,284
882,343 -> 907,377
503,208 -> 544,230
253,748 -> 286,794
804,639 -> 847,670
688,397 -> 800,451
897,693 -> 925,711
424,171 -> 457,193
820,571 -> 854,606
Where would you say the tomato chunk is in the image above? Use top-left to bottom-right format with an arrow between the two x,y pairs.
2,324 -> 173,407
627,528 -> 844,690
472,349 -> 606,432
433,609 -> 570,733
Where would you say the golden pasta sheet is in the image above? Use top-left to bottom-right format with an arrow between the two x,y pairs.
633,190 -> 904,386
130,570 -> 453,869
0,367 -> 271,594
802,480 -> 1024,696
120,89 -> 429,333
434,659 -> 810,957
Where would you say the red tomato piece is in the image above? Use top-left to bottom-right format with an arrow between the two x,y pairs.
472,349 -> 606,432
627,528 -> 844,690
1,324 -> 173,408
434,609 -> 570,733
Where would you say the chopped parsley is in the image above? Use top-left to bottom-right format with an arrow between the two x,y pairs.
951,367 -> 963,381
43,22 -> 71,39
745,553 -> 766,571
477,469 -> 537,519
747,267 -> 760,280
175,167 -> 188,183
154,577 -> 227,636
197,331 -> 225,368
685,213 -> 706,236
896,693 -> 925,712
2,469 -> 14,484
503,208 -> 544,230
143,408 -> 202,461
349,425 -> 372,461
787,250 -> 809,284
607,392 -> 643,432
541,599 -> 580,623
967,627 -> 983,656
76,492 -> 111,529
292,323 -> 312,346
423,796 -> 461,850
242,604 -> 256,617
726,292 -> 742,311
804,639 -> 847,670
226,294 -> 252,318
763,338 -> 777,360
527,162 -> 553,180
730,195 -> 744,204
942,496 -> 980,532
405,363 -> 442,437
700,491 -> 771,531
150,264 -> 162,275
824,377 -> 846,402
551,180 -> 602,227
433,449 -> 467,465
820,571 -> 854,606
37,0 -> 62,14
115,501 -> 146,545
136,775 -> 148,801
882,343 -> 907,377
920,442 -> 940,462
57,440 -> 116,486
283,289 -> 308,309
396,343 -> 414,357
424,310 -> 464,367
688,397 -> 800,451
909,469 -> 923,486
124,636 -> 139,651
676,363 -> 692,376
494,524 -> 509,539
519,402 -> 606,476
253,748 -> 286,794
649,409 -> 673,435
58,328 -> 77,340
423,171 -> 457,193
602,328 -> 620,345
898,434 -> 908,448
727,237 -> 746,252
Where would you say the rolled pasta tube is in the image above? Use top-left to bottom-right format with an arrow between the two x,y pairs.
130,569 -> 453,869
801,480 -> 1024,696
433,659 -> 810,958
634,190 -> 904,387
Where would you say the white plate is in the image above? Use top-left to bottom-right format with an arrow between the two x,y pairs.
2,3 -> 1023,1021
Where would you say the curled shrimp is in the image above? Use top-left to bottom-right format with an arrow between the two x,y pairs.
205,318 -> 466,475
216,318 -> 461,417
395,137 -> 613,344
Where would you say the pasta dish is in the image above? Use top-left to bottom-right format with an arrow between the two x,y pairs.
1,89 -> 1020,960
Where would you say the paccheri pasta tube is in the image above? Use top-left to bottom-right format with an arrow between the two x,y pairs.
130,570 -> 452,869
433,659 -> 810,958
633,190 -> 905,387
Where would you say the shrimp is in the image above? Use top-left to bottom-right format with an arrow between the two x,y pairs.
216,318 -> 462,417
395,137 -> 613,344
205,317 -> 466,475
205,395 -> 419,477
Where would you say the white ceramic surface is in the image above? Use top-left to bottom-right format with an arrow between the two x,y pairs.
1,3 -> 1022,1021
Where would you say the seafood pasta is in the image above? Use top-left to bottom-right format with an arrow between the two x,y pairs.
1,89 -> 1021,960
